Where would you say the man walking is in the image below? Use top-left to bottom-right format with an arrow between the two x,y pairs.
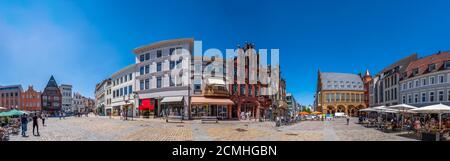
41,112 -> 46,126
20,114 -> 28,137
346,115 -> 350,125
32,113 -> 39,136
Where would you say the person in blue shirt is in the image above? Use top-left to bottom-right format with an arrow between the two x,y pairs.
20,114 -> 28,137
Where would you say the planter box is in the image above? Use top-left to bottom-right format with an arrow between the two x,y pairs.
421,132 -> 446,141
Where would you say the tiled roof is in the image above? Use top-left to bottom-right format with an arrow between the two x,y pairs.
320,72 -> 364,91
404,51 -> 450,78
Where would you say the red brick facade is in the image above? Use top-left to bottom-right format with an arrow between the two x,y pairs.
21,86 -> 42,111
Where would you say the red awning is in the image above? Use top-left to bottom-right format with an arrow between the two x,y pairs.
139,99 -> 154,111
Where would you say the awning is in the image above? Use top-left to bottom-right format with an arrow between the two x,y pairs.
206,78 -> 225,85
161,96 -> 184,103
191,96 -> 234,105
139,99 -> 154,111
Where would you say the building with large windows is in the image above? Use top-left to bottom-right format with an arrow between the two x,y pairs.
399,51 -> 450,107
369,54 -> 418,107
95,78 -> 111,115
41,76 -> 62,115
0,85 -> 23,110
21,85 -> 41,112
133,38 -> 193,118
59,84 -> 73,113
110,64 -> 137,117
315,71 -> 371,116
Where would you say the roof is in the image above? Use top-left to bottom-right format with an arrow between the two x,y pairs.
46,75 -> 59,88
377,53 -> 418,75
0,85 -> 23,91
111,64 -> 136,78
404,51 -> 450,78
133,38 -> 194,54
320,72 -> 364,91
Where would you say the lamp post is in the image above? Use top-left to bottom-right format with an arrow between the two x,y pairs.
132,92 -> 139,121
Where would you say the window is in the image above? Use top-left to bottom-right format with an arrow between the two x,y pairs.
129,73 -> 133,80
414,93 -> 419,103
428,64 -> 436,72
438,75 -> 445,84
140,80 -> 144,90
402,83 -> 407,90
194,84 -> 201,90
157,77 -> 162,88
125,75 -> 128,82
402,95 -> 406,104
124,87 -> 127,95
177,59 -> 182,69
145,79 -> 150,90
445,60 -> 450,69
412,68 -> 419,76
169,48 -> 175,55
429,91 -> 435,102
422,78 -> 427,86
448,90 -> 450,101
145,65 -> 150,74
139,54 -> 145,62
120,88 -> 123,96
157,50 -> 162,58
145,53 -> 150,60
240,85 -> 245,95
430,76 -> 436,85
415,80 -> 420,87
128,86 -> 132,94
248,86 -> 252,96
169,75 -> 175,86
438,91 -> 444,101
421,93 -> 427,102
408,95 -> 412,104
157,62 -> 162,72
170,61 -> 175,70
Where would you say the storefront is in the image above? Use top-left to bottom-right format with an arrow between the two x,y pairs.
190,96 -> 233,119
160,96 -> 184,117
138,98 -> 155,118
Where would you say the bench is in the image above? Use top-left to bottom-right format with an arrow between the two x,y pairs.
201,116 -> 218,123
166,115 -> 183,123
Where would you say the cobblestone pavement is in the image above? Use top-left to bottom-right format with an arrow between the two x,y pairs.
9,116 -> 416,141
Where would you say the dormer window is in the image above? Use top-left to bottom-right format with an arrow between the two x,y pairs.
428,64 -> 436,72
412,68 -> 419,76
445,60 -> 450,69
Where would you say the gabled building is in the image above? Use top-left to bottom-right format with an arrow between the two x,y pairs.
41,76 -> 62,115
21,85 -> 41,111
369,54 -> 418,107
399,51 -> 450,107
315,70 -> 371,116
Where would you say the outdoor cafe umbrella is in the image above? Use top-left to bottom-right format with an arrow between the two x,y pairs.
0,109 -> 28,117
411,103 -> 450,129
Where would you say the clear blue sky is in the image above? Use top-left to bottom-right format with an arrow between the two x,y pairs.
1,0 -> 450,105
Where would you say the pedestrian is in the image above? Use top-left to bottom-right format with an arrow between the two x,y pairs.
41,112 -> 46,127
63,112 -> 66,119
346,116 -> 350,125
20,114 -> 28,137
32,113 -> 39,136
59,111 -> 62,120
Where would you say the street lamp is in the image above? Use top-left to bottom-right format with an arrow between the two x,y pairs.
132,91 -> 139,121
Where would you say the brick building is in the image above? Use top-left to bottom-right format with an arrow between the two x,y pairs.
21,85 -> 41,111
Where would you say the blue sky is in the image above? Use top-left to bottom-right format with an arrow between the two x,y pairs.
1,0 -> 450,105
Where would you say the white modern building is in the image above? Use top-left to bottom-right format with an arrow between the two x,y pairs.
59,84 -> 73,113
110,64 -> 137,117
133,38 -> 193,118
